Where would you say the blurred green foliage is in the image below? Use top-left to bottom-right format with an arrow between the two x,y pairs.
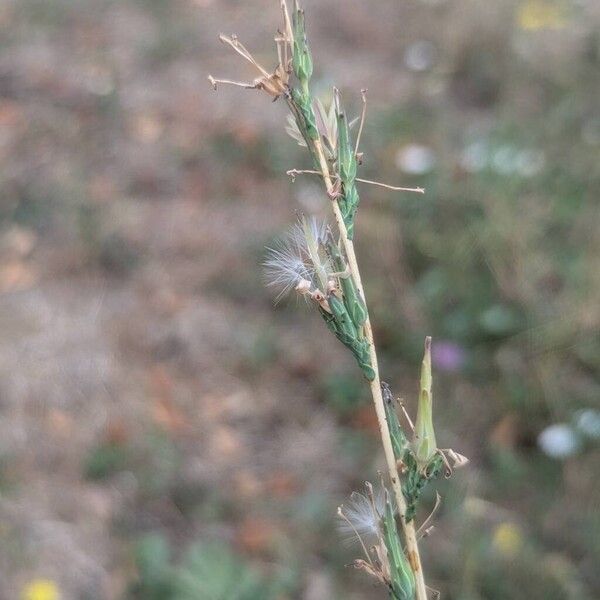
129,534 -> 297,600
320,370 -> 367,415
84,441 -> 129,482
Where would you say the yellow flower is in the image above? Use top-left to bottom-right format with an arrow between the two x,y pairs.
517,1 -> 569,31
21,579 -> 60,600
492,522 -> 523,558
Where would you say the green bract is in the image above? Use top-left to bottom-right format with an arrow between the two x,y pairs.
413,338 -> 437,468
382,383 -> 410,462
292,2 -> 313,84
382,490 -> 416,600
336,107 -> 361,239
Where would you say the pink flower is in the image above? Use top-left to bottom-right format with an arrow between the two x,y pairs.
431,340 -> 466,372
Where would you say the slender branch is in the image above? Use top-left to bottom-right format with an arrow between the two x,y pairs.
354,88 -> 368,156
280,0 -> 294,44
286,169 -> 425,194
417,492 -> 442,538
308,132 -> 429,600
398,397 -> 416,432
208,75 -> 255,90
218,34 -> 271,79
356,177 -> 424,194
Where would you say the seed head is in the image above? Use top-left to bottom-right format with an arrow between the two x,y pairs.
263,216 -> 332,303
338,489 -> 385,540
263,238 -> 311,302
338,482 -> 408,594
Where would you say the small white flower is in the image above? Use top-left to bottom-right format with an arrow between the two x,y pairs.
395,144 -> 436,175
515,149 -> 545,177
404,40 -> 436,72
460,140 -> 489,173
537,423 -> 581,459
491,144 -> 519,175
574,409 -> 600,440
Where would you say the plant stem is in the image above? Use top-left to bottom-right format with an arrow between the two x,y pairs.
310,135 -> 428,600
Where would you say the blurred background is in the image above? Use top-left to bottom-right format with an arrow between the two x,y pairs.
0,0 -> 598,598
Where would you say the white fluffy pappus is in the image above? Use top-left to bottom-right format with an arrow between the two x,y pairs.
263,217 -> 332,302
337,487 -> 390,542
263,238 -> 311,302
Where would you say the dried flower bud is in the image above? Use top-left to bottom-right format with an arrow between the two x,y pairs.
446,449 -> 469,469
438,448 -> 470,477
310,289 -> 331,313
326,279 -> 339,295
208,15 -> 292,100
295,278 -> 312,295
